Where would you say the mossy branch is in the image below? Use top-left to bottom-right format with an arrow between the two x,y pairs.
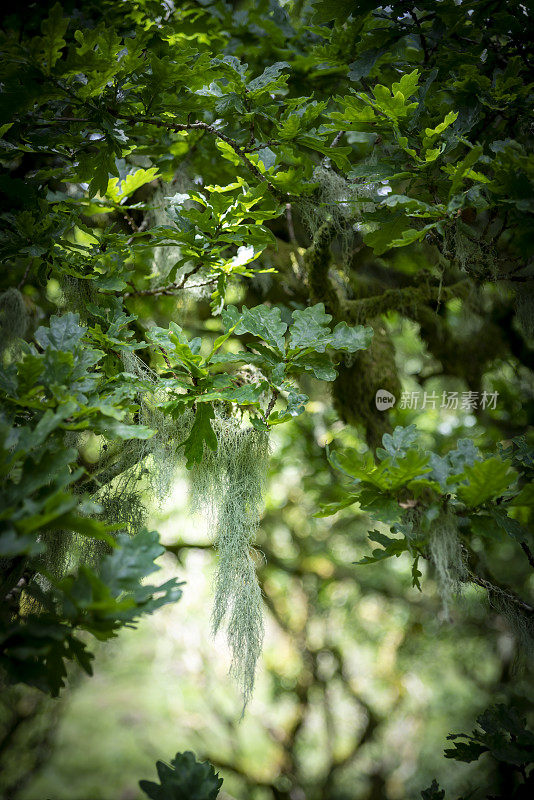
304,219 -> 341,314
343,279 -> 472,324
302,221 -> 471,326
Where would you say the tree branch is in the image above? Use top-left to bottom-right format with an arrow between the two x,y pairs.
304,219 -> 341,314
120,114 -> 285,198
123,262 -> 207,298
343,279 -> 472,324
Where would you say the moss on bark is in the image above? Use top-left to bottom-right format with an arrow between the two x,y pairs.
333,323 -> 401,449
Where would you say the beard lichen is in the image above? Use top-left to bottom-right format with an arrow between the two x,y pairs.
93,354 -> 270,710
428,511 -> 467,617
298,165 -> 378,267
22,332 -> 269,711
487,590 -> 534,660
0,288 -> 28,359
189,410 -> 269,712
95,350 -> 189,531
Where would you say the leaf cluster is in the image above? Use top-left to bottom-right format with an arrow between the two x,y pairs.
321,427 -> 533,592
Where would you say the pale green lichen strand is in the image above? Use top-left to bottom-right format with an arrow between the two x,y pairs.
429,511 -> 467,616
190,413 -> 269,711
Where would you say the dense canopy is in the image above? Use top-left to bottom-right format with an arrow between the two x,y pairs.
0,1 -> 533,799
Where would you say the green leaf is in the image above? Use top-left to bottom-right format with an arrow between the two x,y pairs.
289,304 -> 332,352
232,305 -> 288,353
381,195 -> 440,218
0,530 -> 182,696
420,779 -> 445,800
288,306 -> 373,356
348,48 -> 387,81
448,145 -> 484,197
97,421 -> 155,440
456,458 -> 518,507
363,215 -> 411,255
448,439 -> 481,474
180,404 -> 217,469
355,530 -> 408,565
330,322 -> 373,352
39,3 -> 68,74
314,496 -> 359,517
247,62 -> 289,96
388,223 -> 439,249
56,513 -> 116,546
423,111 -> 459,146
140,751 -> 223,800
0,529 -> 45,557
382,450 -> 431,491
291,351 -> 336,381
508,483 -> 534,507
106,168 -> 159,204
445,705 -> 534,767
376,425 -> 419,462
100,529 -> 164,592
35,313 -> 84,352
391,70 -> 420,101
256,148 -> 277,171
33,401 -> 78,446
487,507 -> 530,544
215,92 -> 246,116
411,556 -> 422,591
278,116 -> 301,140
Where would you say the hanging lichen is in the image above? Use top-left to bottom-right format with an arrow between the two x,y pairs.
487,589 -> 534,660
189,410 -> 269,712
515,280 -> 534,340
298,165 -> 378,265
59,277 -> 97,322
22,324 -> 269,709
93,350 -> 190,532
428,511 -> 467,617
443,222 -> 500,280
0,288 -> 28,358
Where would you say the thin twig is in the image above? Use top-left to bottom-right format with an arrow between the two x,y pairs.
156,345 -> 178,378
409,10 -> 430,63
127,216 -> 149,246
120,114 -> 284,197
17,262 -> 32,290
263,389 -> 279,422
123,262 -> 204,298
468,571 -> 533,615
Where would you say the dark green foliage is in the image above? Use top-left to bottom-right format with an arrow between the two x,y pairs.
140,751 -> 223,800
421,706 -> 534,800
445,705 -> 534,768
322,428 -> 533,632
0,529 -> 182,695
421,781 -> 445,800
